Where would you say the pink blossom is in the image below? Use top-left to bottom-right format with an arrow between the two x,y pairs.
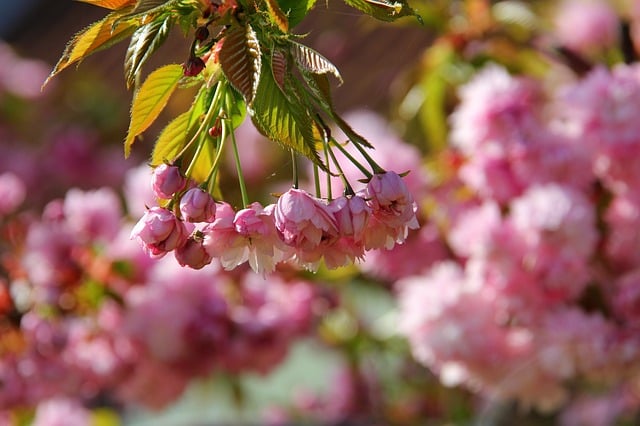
151,163 -> 186,199
274,188 -> 339,269
613,269 -> 640,329
450,64 -> 542,154
130,207 -> 189,258
179,187 -> 217,222
32,398 -> 91,426
560,65 -> 640,194
174,235 -> 213,269
509,184 -> 596,259
554,0 -> 619,55
203,202 -> 291,274
330,195 -> 371,241
63,187 -> 122,242
362,172 -> 419,249
604,192 -> 640,271
0,172 -> 26,215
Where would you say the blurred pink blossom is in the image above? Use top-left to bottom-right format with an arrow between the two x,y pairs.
553,0 -> 619,55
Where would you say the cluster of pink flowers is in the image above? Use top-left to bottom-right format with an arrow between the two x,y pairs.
0,168 -> 330,416
131,162 -> 419,273
394,61 -> 640,417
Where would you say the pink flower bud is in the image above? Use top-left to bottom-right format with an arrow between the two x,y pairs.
179,188 -> 217,222
330,195 -> 371,241
175,235 -> 212,269
365,171 -> 417,228
151,164 -> 186,199
274,189 -> 338,250
130,207 -> 188,258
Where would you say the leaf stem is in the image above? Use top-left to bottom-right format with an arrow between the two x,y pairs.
331,139 -> 372,180
226,93 -> 249,208
291,150 -> 299,189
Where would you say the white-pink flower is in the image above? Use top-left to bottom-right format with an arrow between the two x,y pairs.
274,188 -> 339,269
362,172 -> 419,250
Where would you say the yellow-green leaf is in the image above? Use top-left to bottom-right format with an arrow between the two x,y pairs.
125,63 -> 183,156
76,0 -> 136,9
151,88 -> 207,166
44,11 -> 137,87
265,0 -> 289,32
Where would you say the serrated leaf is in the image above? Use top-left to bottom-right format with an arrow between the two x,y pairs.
219,24 -> 262,106
291,41 -> 342,84
271,49 -> 287,93
125,15 -> 173,88
265,0 -> 289,32
44,11 -> 137,86
343,0 -> 418,21
276,0 -> 316,27
125,63 -> 183,156
251,62 -> 324,167
113,0 -> 175,26
151,87 -> 207,166
76,0 -> 136,9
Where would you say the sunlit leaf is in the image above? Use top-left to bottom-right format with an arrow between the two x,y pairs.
343,0 -> 418,22
151,87 -> 207,166
44,11 -> 137,87
276,0 -> 316,27
265,0 -> 289,32
124,15 -> 174,89
251,62 -> 324,167
76,0 -> 136,9
125,63 -> 183,156
290,41 -> 342,84
219,24 -> 262,107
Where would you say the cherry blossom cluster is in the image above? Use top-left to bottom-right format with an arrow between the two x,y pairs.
0,170 -> 329,415
130,162 -> 419,274
394,58 -> 640,418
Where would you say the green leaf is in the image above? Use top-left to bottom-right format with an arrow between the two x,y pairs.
76,0 -> 136,9
342,0 -> 418,22
125,63 -> 183,156
276,0 -> 316,27
265,0 -> 289,32
290,41 -> 342,84
151,87 -> 207,166
124,14 -> 174,89
113,0 -> 176,27
44,10 -> 137,86
250,61 -> 324,168
219,24 -> 262,107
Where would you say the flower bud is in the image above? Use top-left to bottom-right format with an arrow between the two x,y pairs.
175,235 -> 212,269
152,164 -> 186,199
330,195 -> 371,241
130,207 -> 188,258
180,188 -> 217,222
183,57 -> 205,77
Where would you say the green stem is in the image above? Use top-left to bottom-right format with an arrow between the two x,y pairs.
326,141 -> 354,196
313,164 -> 321,198
291,150 -> 299,189
226,94 -> 249,208
350,136 -> 385,175
174,83 -> 222,164
331,139 -> 372,179
323,137 -> 332,201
